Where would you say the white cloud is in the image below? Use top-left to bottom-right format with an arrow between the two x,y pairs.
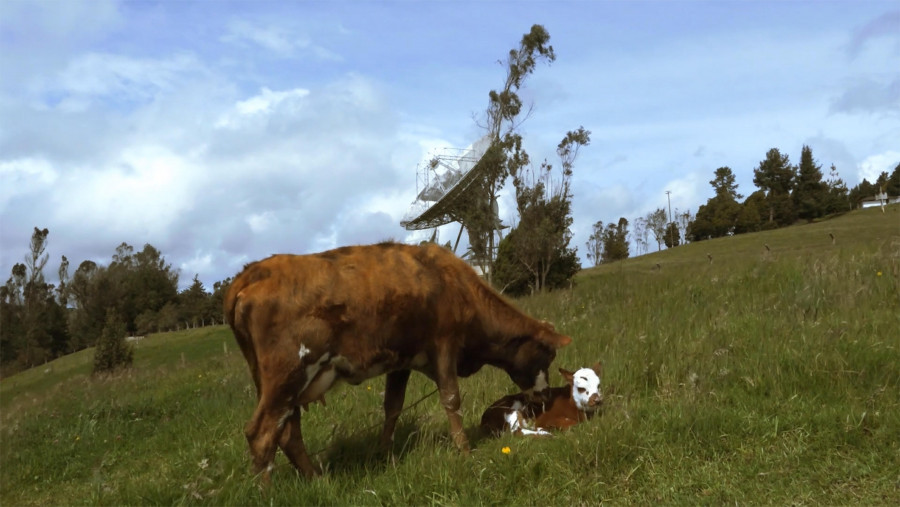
0,157 -> 59,209
236,87 -> 310,115
52,145 -> 198,237
222,19 -> 342,61
37,52 -> 200,111
215,86 -> 311,128
857,151 -> 900,183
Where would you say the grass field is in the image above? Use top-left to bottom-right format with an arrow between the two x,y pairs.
1,205 -> 898,505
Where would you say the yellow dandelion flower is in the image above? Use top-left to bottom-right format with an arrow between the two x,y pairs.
877,271 -> 882,277
501,446 -> 511,455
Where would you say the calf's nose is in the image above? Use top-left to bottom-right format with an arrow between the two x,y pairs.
589,393 -> 603,407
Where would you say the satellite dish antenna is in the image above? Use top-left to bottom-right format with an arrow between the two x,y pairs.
401,134 -> 503,253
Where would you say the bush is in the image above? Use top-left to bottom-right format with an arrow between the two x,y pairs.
92,310 -> 133,375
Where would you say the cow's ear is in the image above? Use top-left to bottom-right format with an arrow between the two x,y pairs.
559,368 -> 574,384
591,362 -> 603,378
554,335 -> 572,348
536,328 -> 571,349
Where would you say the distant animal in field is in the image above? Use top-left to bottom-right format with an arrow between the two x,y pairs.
481,363 -> 603,437
224,242 -> 572,481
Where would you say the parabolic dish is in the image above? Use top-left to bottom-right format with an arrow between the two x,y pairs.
401,134 -> 493,231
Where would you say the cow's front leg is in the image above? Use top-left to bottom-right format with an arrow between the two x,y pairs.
434,352 -> 470,453
380,369 -> 411,452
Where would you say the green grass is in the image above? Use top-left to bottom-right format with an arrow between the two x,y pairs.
2,205 -> 899,505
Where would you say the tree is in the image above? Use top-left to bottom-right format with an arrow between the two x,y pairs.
646,208 -> 668,251
67,260 -> 104,351
631,217 -> 648,255
209,277 -> 233,325
848,178 -> 876,209
0,264 -> 26,369
131,244 -> 179,324
19,227 -> 53,367
507,128 -> 588,293
664,222 -> 680,248
585,220 -> 604,267
792,145 -> 828,221
179,274 -> 211,328
753,148 -> 796,226
493,232 -> 530,295
675,209 -> 693,245
690,194 -> 742,241
92,310 -> 133,374
601,218 -> 630,263
458,24 -> 557,280
56,255 -> 69,307
824,164 -> 851,214
887,162 -> 900,196
734,190 -> 766,234
710,166 -> 743,200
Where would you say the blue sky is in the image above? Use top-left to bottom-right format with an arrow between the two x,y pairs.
1,0 -> 898,289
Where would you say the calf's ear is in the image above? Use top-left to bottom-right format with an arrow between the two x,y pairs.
559,368 -> 574,384
591,362 -> 603,378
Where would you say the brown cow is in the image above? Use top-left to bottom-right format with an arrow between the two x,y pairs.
224,242 -> 571,480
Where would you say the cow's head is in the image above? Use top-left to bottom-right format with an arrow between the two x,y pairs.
506,323 -> 571,401
560,362 -> 603,413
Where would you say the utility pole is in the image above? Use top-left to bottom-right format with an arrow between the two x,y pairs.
665,190 -> 673,247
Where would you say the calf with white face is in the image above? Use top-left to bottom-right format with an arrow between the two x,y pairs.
481,362 -> 604,437
567,366 -> 603,413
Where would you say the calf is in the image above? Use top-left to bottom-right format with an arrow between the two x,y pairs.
224,242 -> 572,480
481,363 -> 603,437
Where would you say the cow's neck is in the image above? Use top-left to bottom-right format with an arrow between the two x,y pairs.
468,279 -> 544,341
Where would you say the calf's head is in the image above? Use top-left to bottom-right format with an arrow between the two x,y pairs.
560,362 -> 603,412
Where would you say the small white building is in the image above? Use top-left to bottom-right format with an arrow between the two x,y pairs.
860,193 -> 900,209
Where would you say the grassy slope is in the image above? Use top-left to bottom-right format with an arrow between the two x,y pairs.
1,206 -> 898,505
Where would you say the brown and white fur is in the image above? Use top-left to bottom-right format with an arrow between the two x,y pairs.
481,363 -> 603,437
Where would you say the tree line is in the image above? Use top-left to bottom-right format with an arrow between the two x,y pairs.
585,146 -> 900,266
0,230 -> 231,376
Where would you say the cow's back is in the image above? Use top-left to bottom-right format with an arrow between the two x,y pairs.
224,243 -> 483,382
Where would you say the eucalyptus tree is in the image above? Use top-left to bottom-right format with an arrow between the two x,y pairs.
459,24 -> 556,280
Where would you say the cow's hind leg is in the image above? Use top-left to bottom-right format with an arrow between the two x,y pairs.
278,408 -> 320,478
244,396 -> 290,483
380,369 -> 411,452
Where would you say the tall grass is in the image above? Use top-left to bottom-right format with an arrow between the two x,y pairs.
2,206 -> 898,505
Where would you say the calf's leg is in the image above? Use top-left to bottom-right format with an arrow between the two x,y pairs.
380,369 -> 411,452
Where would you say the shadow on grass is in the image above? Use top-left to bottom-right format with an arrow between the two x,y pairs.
292,421 -> 495,478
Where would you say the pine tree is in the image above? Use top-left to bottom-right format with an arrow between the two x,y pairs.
793,145 -> 828,221
824,164 -> 851,214
753,148 -> 797,226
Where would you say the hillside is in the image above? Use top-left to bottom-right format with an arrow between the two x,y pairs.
1,205 -> 898,505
